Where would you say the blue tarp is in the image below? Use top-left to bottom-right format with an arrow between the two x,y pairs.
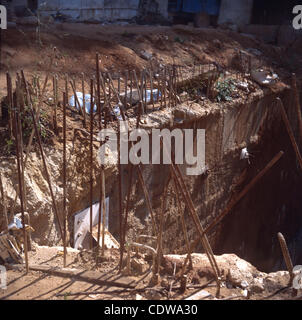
176,0 -> 220,15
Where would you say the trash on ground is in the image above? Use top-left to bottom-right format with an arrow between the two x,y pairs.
69,92 -> 97,114
251,69 -> 278,87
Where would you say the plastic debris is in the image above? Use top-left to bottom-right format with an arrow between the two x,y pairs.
240,148 -> 249,160
8,216 -> 23,230
251,69 -> 278,87
143,89 -> 162,103
112,104 -> 123,121
69,92 -> 97,114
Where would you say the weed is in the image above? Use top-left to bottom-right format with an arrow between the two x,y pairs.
215,77 -> 236,102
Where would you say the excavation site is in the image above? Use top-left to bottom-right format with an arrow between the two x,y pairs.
0,0 -> 302,303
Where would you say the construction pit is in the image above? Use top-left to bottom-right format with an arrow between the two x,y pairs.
0,23 -> 302,301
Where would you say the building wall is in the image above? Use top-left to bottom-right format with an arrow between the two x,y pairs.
36,0 -> 168,22
218,0 -> 253,26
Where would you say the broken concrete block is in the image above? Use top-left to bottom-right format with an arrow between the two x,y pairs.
140,50 -> 153,60
264,271 -> 290,292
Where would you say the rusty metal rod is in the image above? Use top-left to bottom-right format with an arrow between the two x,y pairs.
89,79 -> 94,250
137,164 -> 158,236
118,121 -> 124,268
63,92 -> 67,267
204,150 -> 284,236
124,71 -> 128,107
6,73 -> 13,139
277,232 -> 294,285
70,80 -> 84,116
156,176 -> 171,275
96,53 -> 102,129
119,162 -> 133,271
0,173 -> 9,232
168,155 -> 221,297
291,73 -> 302,142
53,75 -> 58,134
29,104 -> 64,240
277,98 -> 302,171
184,150 -> 285,271
133,70 -> 143,126
172,174 -> 193,268
81,73 -> 87,128
14,95 -> 29,273
129,71 -> 133,108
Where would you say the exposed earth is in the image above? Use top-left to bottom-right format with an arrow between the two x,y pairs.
1,22 -> 302,300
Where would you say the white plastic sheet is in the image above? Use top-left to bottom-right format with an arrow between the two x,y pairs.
74,198 -> 109,250
69,92 -> 97,114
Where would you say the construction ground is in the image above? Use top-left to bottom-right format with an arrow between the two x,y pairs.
0,20 -> 302,301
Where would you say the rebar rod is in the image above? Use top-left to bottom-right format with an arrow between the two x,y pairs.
277,98 -> 302,171
29,105 -> 64,241
0,173 -> 9,232
277,232 -> 294,285
63,92 -> 67,267
81,73 -> 87,128
14,96 -> 29,273
89,79 -> 94,250
96,53 -> 102,129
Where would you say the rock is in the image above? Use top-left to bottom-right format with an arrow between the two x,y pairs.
240,280 -> 249,289
250,278 -> 265,293
140,50 -> 153,60
264,271 -> 290,292
227,258 -> 255,286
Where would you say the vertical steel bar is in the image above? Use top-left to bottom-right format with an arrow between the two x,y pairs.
65,75 -> 69,106
6,73 -> 13,139
156,176 -> 171,275
96,53 -> 102,129
130,71 -> 133,108
82,73 -> 87,127
119,162 -> 133,271
63,92 -> 67,267
14,94 -> 29,273
137,165 -> 157,235
90,79 -> 94,250
0,173 -> 9,232
291,73 -> 302,142
124,71 -> 128,107
29,106 -> 64,240
277,98 -> 302,171
118,121 -> 123,267
172,175 -> 192,268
